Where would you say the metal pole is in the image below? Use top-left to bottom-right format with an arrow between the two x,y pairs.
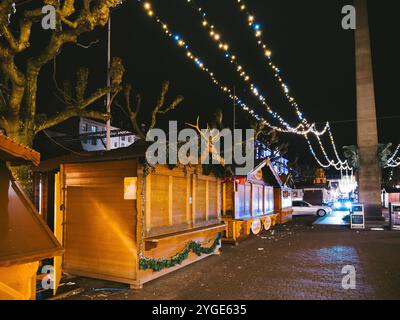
106,15 -> 111,151
233,85 -> 236,131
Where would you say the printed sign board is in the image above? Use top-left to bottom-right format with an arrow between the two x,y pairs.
350,203 -> 365,230
251,219 -> 262,235
390,203 -> 400,231
124,177 -> 137,200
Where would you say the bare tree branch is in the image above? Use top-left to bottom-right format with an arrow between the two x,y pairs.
119,81 -> 184,140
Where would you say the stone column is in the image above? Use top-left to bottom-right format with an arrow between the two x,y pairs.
354,0 -> 382,220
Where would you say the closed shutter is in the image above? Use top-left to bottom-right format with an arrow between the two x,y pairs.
150,174 -> 169,228
244,183 -> 251,217
64,160 -> 137,281
194,178 -> 207,224
208,179 -> 218,222
172,176 -> 187,226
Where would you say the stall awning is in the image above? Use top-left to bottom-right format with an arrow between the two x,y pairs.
0,136 -> 63,267
0,134 -> 40,166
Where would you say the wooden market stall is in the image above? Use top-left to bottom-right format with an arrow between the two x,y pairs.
221,159 -> 281,243
275,173 -> 294,224
35,142 -> 225,289
0,134 -> 63,300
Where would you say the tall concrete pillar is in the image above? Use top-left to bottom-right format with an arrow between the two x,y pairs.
354,0 -> 382,220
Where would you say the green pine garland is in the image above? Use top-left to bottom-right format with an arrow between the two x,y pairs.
139,233 -> 222,272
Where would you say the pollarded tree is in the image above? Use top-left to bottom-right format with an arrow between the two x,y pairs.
0,0 -> 125,146
117,81 -> 184,139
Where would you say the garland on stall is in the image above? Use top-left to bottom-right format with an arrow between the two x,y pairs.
139,233 -> 222,272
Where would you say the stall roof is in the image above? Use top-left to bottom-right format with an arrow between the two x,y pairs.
249,158 -> 283,188
0,134 -> 40,166
0,137 -> 63,267
280,173 -> 296,189
34,140 -> 149,172
383,187 -> 400,194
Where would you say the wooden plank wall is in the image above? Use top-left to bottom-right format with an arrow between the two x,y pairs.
63,160 -> 138,283
230,182 -> 274,219
145,166 -> 221,237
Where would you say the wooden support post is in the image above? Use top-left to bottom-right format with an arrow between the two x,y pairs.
168,176 -> 173,226
206,180 -> 209,221
145,174 -> 152,234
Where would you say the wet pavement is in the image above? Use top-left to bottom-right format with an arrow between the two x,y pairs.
314,211 -> 350,226
57,216 -> 400,300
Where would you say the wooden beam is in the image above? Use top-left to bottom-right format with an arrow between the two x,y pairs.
168,176 -> 173,226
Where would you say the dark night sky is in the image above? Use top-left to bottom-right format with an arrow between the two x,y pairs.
35,0 -> 399,164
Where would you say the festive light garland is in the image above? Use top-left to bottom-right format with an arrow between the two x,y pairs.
235,0 -> 307,125
316,134 -> 352,171
182,0 -> 350,169
235,0 -> 353,170
138,1 -> 329,136
387,144 -> 400,167
182,0 -> 323,134
138,1 -> 351,170
327,125 -> 349,167
305,133 -> 352,171
304,134 -> 331,169
233,0 -> 354,169
140,233 -> 222,272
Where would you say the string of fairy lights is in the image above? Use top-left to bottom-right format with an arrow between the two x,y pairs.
181,0 -> 351,170
234,0 -> 307,124
138,0 -> 351,170
234,0 -> 352,170
182,0 -> 322,134
138,1 -> 327,136
387,144 -> 400,168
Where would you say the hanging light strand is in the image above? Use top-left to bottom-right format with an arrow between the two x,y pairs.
182,0 -> 326,135
138,1 -> 328,136
387,144 -> 400,167
235,0 -> 351,170
316,134 -> 352,170
235,0 -> 307,125
183,0 -> 348,169
305,134 -> 332,169
306,133 -> 352,171
139,1 -> 349,170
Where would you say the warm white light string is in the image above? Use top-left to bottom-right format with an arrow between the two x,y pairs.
182,0 -> 327,135
311,133 -> 352,171
316,135 -> 352,171
235,0 -> 351,170
138,1 -> 351,170
182,0 -> 349,170
235,0 -> 308,125
138,1 -> 328,136
305,134 -> 332,169
387,144 -> 400,167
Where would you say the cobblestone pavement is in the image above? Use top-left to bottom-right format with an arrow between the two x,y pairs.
59,216 -> 400,300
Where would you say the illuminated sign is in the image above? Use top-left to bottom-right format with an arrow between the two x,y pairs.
351,203 -> 365,230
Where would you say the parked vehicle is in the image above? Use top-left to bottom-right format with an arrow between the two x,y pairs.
333,199 -> 353,211
292,200 -> 333,217
303,188 -> 333,206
